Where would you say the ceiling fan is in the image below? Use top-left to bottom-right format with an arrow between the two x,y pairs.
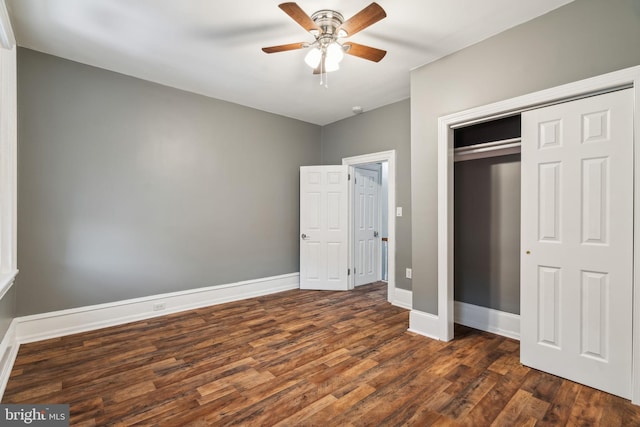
262,2 -> 387,75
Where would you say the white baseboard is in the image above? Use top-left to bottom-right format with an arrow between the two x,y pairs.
15,273 -> 300,344
392,287 -> 412,310
454,301 -> 520,340
0,319 -> 18,398
408,309 -> 441,340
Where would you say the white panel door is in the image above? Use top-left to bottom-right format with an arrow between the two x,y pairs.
300,165 -> 349,290
521,89 -> 633,398
354,167 -> 380,286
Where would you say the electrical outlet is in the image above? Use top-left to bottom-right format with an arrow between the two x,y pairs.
405,268 -> 412,279
153,302 -> 166,311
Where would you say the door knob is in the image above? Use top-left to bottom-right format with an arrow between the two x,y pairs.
301,233 -> 309,240
374,231 -> 379,237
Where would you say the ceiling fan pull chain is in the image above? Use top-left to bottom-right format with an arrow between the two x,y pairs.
321,54 -> 329,88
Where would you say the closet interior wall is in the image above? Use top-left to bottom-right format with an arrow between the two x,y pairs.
453,115 -> 522,315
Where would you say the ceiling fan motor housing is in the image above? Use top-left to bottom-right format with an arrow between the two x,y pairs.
310,10 -> 346,44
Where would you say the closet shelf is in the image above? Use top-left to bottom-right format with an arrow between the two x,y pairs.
454,137 -> 521,162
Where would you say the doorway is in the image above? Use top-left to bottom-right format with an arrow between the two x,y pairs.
453,115 -> 522,328
299,150 -> 398,303
343,150 -> 397,303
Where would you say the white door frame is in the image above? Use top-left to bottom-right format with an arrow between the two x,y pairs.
435,65 -> 640,404
353,165 -> 382,286
343,150 -> 397,303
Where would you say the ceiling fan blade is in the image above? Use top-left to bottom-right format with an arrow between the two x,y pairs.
278,3 -> 320,33
339,2 -> 386,37
262,42 -> 307,54
344,42 -> 387,62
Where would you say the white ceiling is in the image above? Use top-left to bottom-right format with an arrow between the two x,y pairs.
6,0 -> 573,125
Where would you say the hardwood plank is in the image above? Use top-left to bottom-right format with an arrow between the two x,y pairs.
566,386 -> 604,426
111,380 -> 156,403
599,392 -> 640,426
272,394 -> 338,426
3,282 -> 640,425
340,368 -> 452,425
4,381 -> 62,402
67,397 -> 103,426
439,372 -> 500,419
523,370 -> 563,403
490,389 -> 533,426
461,368 -> 528,426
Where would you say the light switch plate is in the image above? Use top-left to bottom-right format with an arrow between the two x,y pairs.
396,207 -> 403,217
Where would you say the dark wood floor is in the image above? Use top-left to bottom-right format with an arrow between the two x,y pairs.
4,282 -> 640,426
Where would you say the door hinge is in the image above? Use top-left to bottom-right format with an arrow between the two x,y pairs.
354,267 -> 356,275
348,174 -> 351,181
348,268 -> 351,276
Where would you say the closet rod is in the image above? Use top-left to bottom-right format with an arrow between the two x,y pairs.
454,137 -> 521,162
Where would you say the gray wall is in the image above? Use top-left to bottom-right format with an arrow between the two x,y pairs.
17,48 -> 321,316
454,155 -> 521,314
320,99 -> 412,290
411,0 -> 640,314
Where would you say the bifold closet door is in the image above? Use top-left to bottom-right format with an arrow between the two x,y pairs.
520,88 -> 633,399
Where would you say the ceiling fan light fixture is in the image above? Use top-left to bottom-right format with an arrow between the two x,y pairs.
326,42 -> 344,64
324,57 -> 340,73
304,47 -> 322,68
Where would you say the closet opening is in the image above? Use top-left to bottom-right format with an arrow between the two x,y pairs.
453,114 -> 522,336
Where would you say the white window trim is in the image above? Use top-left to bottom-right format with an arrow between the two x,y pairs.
0,0 -> 18,299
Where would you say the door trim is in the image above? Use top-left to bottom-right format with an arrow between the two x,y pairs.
435,65 -> 640,404
343,150 -> 397,304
